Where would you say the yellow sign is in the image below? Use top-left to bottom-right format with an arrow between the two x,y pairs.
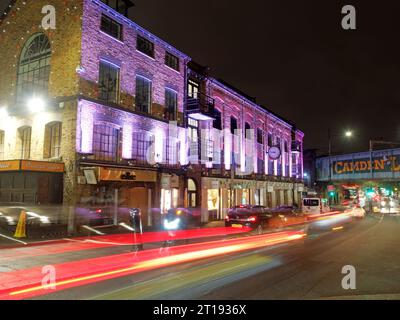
99,167 -> 157,182
21,160 -> 65,173
0,160 -> 20,172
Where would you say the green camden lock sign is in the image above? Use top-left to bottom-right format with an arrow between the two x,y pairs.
333,156 -> 400,175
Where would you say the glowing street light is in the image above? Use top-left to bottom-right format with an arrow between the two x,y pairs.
345,130 -> 353,138
0,107 -> 8,118
27,97 -> 45,113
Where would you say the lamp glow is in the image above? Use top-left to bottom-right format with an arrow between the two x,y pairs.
345,131 -> 353,138
0,107 -> 8,118
27,97 -> 45,113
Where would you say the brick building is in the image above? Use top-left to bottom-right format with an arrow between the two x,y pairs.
0,0 -> 304,228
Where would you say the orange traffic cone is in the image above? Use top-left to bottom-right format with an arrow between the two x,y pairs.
14,210 -> 27,238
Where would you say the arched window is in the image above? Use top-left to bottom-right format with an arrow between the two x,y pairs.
187,178 -> 197,208
18,126 -> 32,159
17,33 -> 51,103
44,122 -> 62,159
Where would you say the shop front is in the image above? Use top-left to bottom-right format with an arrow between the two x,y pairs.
77,165 -> 157,226
160,174 -> 181,214
0,160 -> 64,204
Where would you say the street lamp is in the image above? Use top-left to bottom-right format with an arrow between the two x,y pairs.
27,97 -> 45,113
0,106 -> 8,118
345,130 -> 353,138
327,128 -> 354,198
328,128 -> 354,157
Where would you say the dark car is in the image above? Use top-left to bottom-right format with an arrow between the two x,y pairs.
225,205 -> 272,234
225,205 -> 306,233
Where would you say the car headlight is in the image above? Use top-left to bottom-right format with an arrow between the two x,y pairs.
164,218 -> 180,230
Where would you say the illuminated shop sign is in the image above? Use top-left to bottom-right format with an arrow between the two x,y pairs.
333,156 -> 400,174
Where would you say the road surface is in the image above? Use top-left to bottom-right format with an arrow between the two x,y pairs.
22,213 -> 400,300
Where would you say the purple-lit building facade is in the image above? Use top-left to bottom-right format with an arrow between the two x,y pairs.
0,0 -> 304,227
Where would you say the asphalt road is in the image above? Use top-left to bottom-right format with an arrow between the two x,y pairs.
32,213 -> 400,300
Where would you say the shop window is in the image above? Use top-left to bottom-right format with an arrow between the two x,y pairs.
17,33 -> 51,103
161,188 -> 179,213
18,126 -> 31,160
92,123 -> 120,162
44,122 -> 62,159
208,189 -> 219,211
0,130 -> 4,160
188,179 -> 197,208
99,60 -> 120,104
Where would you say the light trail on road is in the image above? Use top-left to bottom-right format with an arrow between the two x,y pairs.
0,230 -> 306,300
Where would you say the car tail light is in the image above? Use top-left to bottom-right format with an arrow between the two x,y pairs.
96,209 -> 102,214
248,216 -> 257,222
225,215 -> 230,222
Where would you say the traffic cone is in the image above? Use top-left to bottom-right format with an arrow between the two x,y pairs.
14,210 -> 27,238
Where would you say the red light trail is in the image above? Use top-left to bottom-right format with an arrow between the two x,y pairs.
0,230 -> 305,300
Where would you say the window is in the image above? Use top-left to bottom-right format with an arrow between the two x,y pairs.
131,131 -> 152,164
165,52 -> 179,71
17,33 -> 51,103
257,129 -> 263,144
164,136 -> 180,165
213,109 -> 222,130
165,89 -> 178,121
188,179 -> 197,208
136,76 -> 152,113
0,130 -> 4,160
245,122 -> 251,139
137,35 -> 154,58
188,118 -> 199,162
100,0 -> 132,17
92,123 -> 120,162
44,122 -> 62,159
267,133 -> 273,147
99,60 -> 120,104
19,126 -> 32,160
100,14 -> 122,40
188,79 -> 200,99
230,117 -> 238,135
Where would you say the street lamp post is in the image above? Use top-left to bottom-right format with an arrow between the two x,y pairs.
327,128 -> 353,204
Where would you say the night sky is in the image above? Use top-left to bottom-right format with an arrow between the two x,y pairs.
2,0 -> 400,155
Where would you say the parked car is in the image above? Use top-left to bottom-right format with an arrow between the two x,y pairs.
225,205 -> 307,234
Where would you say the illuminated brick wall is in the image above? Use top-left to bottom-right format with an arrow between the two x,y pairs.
79,0 -> 189,125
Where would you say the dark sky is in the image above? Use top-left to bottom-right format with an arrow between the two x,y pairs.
2,0 -> 400,155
